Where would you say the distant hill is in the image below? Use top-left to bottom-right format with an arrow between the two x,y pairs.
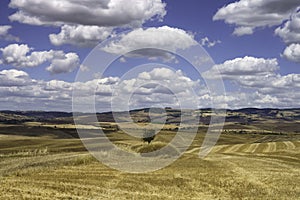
0,111 -> 74,124
1,108 -> 300,125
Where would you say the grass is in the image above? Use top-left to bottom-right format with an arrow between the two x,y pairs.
0,125 -> 299,199
1,147 -> 299,199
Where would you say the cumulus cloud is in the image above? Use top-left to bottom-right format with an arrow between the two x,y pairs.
1,44 -> 60,67
49,25 -> 114,47
84,67 -> 204,111
119,57 -> 127,63
282,43 -> 300,63
203,56 -> 279,86
102,26 -> 197,61
275,10 -> 300,44
0,44 -> 80,74
205,56 -> 300,92
232,26 -> 254,36
0,69 -> 121,111
0,64 -> 300,111
79,65 -> 90,72
8,0 -> 167,47
200,37 -> 221,48
103,26 -> 197,53
9,0 -> 166,27
0,69 -> 35,87
202,56 -> 300,108
0,68 -> 204,111
213,0 -> 300,36
0,25 -> 19,41
274,10 -> 300,63
46,53 -> 80,74
215,0 -> 300,63
271,73 -> 300,89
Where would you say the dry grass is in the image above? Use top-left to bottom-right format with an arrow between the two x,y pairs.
0,129 -> 299,199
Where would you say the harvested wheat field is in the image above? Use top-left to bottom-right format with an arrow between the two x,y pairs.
0,127 -> 299,200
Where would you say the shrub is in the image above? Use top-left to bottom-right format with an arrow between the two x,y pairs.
142,129 -> 156,144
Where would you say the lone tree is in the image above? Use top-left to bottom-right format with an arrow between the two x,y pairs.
142,129 -> 156,144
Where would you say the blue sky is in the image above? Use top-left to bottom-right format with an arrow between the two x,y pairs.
0,0 -> 299,111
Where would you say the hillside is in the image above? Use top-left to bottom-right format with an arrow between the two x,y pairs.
1,108 -> 300,122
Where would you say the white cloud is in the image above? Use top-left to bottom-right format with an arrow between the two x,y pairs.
202,56 -> 300,108
254,93 -> 280,106
0,65 -> 299,111
102,26 -> 197,61
233,26 -> 254,36
213,0 -> 300,36
111,68 -> 203,110
1,44 -> 59,67
9,0 -> 166,27
0,25 -> 19,41
8,0 -> 167,47
103,26 -> 197,53
274,10 -> 300,63
0,69 -> 121,111
119,57 -> 127,63
0,69 -> 35,87
0,26 -> 11,35
46,53 -> 80,74
200,37 -> 221,48
49,25 -> 114,47
44,80 -> 72,92
271,73 -> 300,89
282,43 -> 300,63
0,44 -> 80,74
192,55 -> 211,67
203,57 -> 300,91
203,56 -> 279,88
215,0 -> 300,63
217,89 -> 300,109
0,68 -> 204,111
79,65 -> 90,72
275,10 -> 300,44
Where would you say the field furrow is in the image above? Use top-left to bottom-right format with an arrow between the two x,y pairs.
0,122 -> 300,200
222,144 -> 245,153
244,143 -> 260,153
283,141 -> 296,150
210,145 -> 229,153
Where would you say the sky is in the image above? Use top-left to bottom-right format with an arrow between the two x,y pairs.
0,0 -> 299,111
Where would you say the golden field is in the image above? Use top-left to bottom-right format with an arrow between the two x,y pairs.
0,123 -> 299,200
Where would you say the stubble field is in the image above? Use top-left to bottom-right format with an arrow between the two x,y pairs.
0,123 -> 299,199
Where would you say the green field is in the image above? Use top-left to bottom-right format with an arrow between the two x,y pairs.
0,123 -> 299,199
